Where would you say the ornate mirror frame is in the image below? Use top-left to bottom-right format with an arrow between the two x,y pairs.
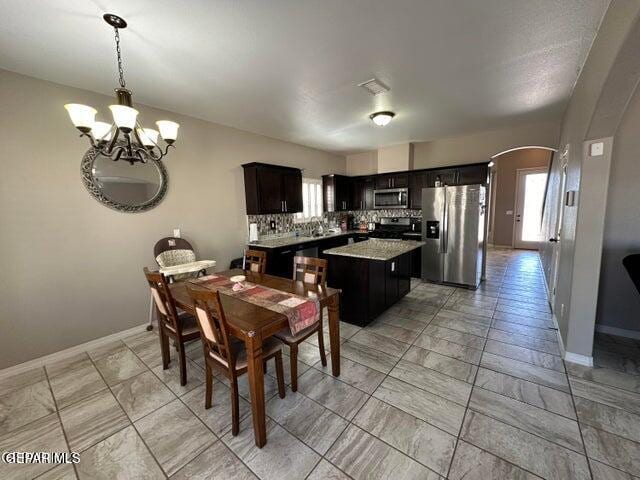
80,146 -> 168,213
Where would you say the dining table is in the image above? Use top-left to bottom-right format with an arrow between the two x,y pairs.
169,268 -> 341,448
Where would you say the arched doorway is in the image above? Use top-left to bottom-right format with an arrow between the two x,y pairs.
487,146 -> 556,249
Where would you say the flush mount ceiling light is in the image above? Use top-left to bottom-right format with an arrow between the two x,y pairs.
64,14 -> 179,165
369,111 -> 395,127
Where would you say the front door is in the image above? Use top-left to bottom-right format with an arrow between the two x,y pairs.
514,168 -> 548,249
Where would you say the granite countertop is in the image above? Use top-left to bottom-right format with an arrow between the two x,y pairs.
248,230 -> 368,249
323,239 -> 425,261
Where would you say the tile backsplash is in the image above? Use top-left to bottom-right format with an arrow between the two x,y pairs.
247,209 -> 421,239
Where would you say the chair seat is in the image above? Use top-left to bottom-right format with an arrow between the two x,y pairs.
209,337 -> 283,371
165,312 -> 200,336
274,323 -> 320,344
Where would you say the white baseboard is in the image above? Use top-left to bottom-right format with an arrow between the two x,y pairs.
595,324 -> 640,340
0,322 -> 153,381
564,351 -> 594,367
550,313 -> 594,366
551,313 -> 566,357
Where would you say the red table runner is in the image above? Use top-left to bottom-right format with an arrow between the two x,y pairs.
190,274 -> 320,335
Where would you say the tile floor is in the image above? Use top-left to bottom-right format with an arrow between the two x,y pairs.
2,248 -> 640,479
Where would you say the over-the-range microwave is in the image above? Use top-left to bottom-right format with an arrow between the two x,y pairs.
373,188 -> 409,209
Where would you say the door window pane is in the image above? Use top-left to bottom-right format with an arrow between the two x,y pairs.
522,173 -> 547,242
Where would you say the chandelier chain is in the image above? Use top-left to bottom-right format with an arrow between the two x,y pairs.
114,27 -> 126,88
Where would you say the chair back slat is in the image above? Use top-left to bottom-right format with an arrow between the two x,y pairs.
187,285 -> 235,367
292,256 -> 328,286
245,249 -> 267,274
144,267 -> 181,332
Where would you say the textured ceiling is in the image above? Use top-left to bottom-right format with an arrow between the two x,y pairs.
0,0 -> 609,153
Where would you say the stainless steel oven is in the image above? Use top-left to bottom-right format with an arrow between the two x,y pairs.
373,188 -> 409,209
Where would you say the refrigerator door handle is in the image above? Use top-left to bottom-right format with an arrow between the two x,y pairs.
439,191 -> 447,253
442,191 -> 449,253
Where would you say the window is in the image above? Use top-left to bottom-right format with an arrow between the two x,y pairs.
295,178 -> 323,222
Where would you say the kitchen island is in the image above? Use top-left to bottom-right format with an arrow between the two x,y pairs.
324,239 -> 425,326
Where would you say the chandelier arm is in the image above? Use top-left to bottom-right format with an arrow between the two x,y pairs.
103,127 -> 121,155
133,121 -> 164,154
130,144 -> 151,163
113,147 -> 124,162
125,133 -> 134,158
80,132 -> 98,149
148,146 -> 164,161
132,126 -> 144,146
164,144 -> 175,156
133,149 -> 145,165
104,144 -> 125,160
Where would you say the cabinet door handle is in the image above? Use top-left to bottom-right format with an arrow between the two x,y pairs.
285,200 -> 287,212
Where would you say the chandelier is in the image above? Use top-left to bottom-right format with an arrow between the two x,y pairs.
64,14 -> 179,165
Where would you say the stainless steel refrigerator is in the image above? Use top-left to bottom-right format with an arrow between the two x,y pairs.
421,185 -> 486,288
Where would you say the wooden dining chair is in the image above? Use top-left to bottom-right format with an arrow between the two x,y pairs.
187,285 -> 285,435
274,256 -> 328,391
144,267 -> 200,386
245,249 -> 267,273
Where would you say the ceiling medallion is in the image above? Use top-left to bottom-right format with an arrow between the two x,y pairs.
369,111 -> 395,126
64,14 -> 179,165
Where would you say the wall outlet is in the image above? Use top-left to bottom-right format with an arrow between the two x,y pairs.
561,303 -> 566,318
270,220 -> 276,231
173,228 -> 181,238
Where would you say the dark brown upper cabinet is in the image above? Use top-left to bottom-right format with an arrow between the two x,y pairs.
322,174 -> 352,212
428,168 -> 458,187
352,176 -> 375,210
375,173 -> 409,189
409,171 -> 429,208
427,164 -> 488,188
457,164 -> 489,185
242,163 -> 303,215
281,168 -> 304,213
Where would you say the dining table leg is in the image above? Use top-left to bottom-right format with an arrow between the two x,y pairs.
328,294 -> 341,377
245,331 -> 267,447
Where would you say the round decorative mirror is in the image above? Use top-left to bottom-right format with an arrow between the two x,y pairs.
81,147 -> 168,212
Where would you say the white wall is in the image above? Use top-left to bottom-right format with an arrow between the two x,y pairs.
596,83 -> 640,332
346,120 -> 560,175
0,69 -> 346,368
377,144 -> 413,173
540,0 -> 640,357
412,121 -> 559,168
346,150 -> 377,176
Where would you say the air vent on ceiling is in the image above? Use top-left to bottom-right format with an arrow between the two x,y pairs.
357,78 -> 390,96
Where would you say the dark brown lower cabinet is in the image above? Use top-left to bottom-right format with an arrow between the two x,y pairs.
327,250 -> 414,327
